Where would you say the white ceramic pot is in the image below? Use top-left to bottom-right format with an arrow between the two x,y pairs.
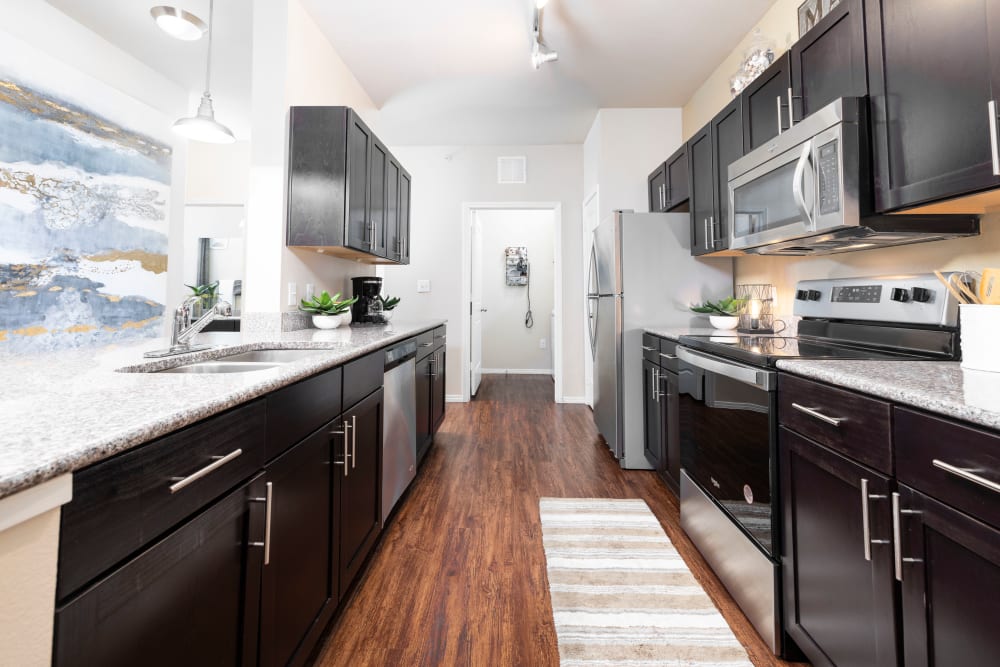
312,314 -> 345,329
960,304 -> 1000,372
709,315 -> 740,330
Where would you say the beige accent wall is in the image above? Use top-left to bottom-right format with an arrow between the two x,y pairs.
0,508 -> 61,667
682,0 -> 1000,305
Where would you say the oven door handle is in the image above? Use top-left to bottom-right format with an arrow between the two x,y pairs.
676,346 -> 776,391
791,141 -> 814,229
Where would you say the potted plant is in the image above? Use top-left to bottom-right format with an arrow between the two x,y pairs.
298,291 -> 358,329
184,281 -> 219,317
377,294 -> 400,322
690,297 -> 745,330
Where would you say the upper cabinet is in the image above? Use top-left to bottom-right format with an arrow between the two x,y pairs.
742,53 -> 792,152
647,143 -> 690,213
287,107 -> 411,264
689,98 -> 744,256
648,162 -> 668,213
867,0 -> 1000,211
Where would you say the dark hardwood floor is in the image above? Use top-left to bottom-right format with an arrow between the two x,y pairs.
314,375 -> 807,667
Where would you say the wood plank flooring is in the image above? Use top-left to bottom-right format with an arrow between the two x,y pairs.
314,375 -> 807,667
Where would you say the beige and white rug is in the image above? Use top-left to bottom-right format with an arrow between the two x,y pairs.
539,497 -> 753,667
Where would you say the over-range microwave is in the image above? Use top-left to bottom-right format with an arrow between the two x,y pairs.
726,97 -> 979,255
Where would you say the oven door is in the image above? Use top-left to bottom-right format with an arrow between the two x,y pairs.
677,346 -> 777,556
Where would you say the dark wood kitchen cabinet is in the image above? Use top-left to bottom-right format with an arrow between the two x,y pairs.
648,162 -> 668,213
648,144 -> 690,214
741,52 -> 792,152
780,427 -> 898,667
688,99 -> 743,256
338,388 -> 383,591
687,122 -> 715,255
789,0 -> 868,120
431,348 -> 447,432
866,0 -> 1000,211
399,168 -> 412,264
642,358 -> 664,469
415,326 -> 446,464
287,106 -> 411,264
640,334 -> 680,495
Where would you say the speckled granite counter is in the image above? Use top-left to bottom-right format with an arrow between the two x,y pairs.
776,360 -> 1000,432
0,320 -> 445,500
644,326 -> 722,341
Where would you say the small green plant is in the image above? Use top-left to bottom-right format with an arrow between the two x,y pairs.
185,281 -> 219,305
298,291 -> 358,316
690,297 -> 745,316
378,294 -> 401,311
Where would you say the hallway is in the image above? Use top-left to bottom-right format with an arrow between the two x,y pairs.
315,375 -> 802,666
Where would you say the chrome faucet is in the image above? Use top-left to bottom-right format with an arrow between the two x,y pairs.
144,297 -> 233,358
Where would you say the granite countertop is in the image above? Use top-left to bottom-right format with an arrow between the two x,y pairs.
0,320 -> 445,501
776,360 -> 1000,431
644,326 -> 722,341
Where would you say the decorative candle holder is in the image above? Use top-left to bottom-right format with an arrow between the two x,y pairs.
737,283 -> 776,334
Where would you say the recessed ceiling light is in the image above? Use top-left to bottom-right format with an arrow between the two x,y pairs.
150,6 -> 208,41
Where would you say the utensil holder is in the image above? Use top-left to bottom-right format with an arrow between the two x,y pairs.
960,304 -> 1000,372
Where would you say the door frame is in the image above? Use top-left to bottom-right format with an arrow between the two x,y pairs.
460,201 -> 563,403
581,187 -> 599,408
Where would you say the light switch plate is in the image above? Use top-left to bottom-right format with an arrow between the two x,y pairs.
287,282 -> 297,307
416,280 -> 431,293
539,338 -> 547,349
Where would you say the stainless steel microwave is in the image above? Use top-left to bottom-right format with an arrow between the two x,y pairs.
726,97 -> 978,255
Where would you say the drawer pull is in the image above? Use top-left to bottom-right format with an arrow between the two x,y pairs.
932,459 -> 1000,494
642,346 -> 656,351
791,402 -> 845,427
249,481 -> 273,565
860,478 -> 889,561
659,353 -> 677,360
169,448 -> 243,494
418,342 -> 433,348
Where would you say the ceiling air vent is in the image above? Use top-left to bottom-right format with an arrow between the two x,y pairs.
497,156 -> 527,184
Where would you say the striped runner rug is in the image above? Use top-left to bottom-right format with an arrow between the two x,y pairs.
539,497 -> 753,667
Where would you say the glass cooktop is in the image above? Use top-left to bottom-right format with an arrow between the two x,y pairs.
677,333 -> 931,368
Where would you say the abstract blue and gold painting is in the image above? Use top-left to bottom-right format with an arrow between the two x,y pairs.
0,44 -> 171,355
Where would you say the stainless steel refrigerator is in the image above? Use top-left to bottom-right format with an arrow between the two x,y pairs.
587,211 -> 733,469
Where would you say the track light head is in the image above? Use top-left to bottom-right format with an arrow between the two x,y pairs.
531,40 -> 558,69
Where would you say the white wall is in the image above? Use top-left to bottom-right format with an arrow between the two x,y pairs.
477,210 -> 555,373
379,144 -> 584,400
245,0 -> 380,315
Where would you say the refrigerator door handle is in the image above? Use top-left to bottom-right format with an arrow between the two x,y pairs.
588,236 -> 601,297
587,296 -> 599,360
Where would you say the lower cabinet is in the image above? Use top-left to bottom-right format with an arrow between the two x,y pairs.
641,337 -> 680,494
642,359 -> 664,470
779,427 -> 898,667
53,474 -> 266,667
431,346 -> 446,431
415,353 -> 433,460
338,388 -> 383,591
416,326 -> 447,464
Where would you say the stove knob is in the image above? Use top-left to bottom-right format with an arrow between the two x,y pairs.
891,287 -> 911,303
911,287 -> 932,303
807,289 -> 822,301
796,290 -> 809,301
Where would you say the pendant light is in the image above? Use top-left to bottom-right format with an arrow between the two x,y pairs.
172,0 -> 235,144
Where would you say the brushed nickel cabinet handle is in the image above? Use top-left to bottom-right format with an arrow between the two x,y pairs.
989,100 -> 999,176
892,492 -> 923,581
791,402 -> 845,427
169,448 -> 242,494
642,345 -> 656,351
860,478 -> 889,561
249,482 -> 274,565
932,459 -> 1000,494
332,424 -> 351,476
659,352 -> 677,360
351,414 -> 357,470
776,96 -> 783,136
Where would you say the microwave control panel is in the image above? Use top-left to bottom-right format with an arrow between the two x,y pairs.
817,139 -> 841,215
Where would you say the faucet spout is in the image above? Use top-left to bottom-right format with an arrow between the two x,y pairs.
144,298 -> 233,359
176,300 -> 233,346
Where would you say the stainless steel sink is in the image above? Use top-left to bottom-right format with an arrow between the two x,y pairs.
217,349 -> 324,363
158,362 -> 281,374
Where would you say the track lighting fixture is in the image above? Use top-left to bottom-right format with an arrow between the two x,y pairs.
530,4 -> 558,70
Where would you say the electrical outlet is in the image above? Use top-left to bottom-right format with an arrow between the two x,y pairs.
287,282 -> 297,307
304,283 -> 315,300
416,280 -> 431,293
539,338 -> 547,349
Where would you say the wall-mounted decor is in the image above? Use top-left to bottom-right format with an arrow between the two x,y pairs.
504,246 -> 529,286
798,0 -> 833,38
0,32 -> 172,355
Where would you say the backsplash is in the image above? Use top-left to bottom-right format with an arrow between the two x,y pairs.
0,38 -> 173,356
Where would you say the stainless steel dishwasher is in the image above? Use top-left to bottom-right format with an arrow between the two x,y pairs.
382,339 -> 417,526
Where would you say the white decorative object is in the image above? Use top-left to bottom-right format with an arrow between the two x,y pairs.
959,305 -> 1000,372
709,315 -> 740,331
312,314 -> 345,329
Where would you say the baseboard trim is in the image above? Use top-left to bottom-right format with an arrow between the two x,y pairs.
559,396 -> 589,404
445,394 -> 464,403
481,368 -> 553,375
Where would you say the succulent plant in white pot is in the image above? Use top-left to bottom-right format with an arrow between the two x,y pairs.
299,291 -> 358,329
689,297 -> 746,330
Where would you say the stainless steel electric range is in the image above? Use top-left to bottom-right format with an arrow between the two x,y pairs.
675,273 -> 962,657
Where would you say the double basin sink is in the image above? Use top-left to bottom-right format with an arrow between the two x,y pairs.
157,349 -> 326,374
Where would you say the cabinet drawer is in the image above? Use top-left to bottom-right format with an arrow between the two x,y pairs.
779,374 -> 892,473
432,325 -> 447,349
344,350 -> 383,409
658,339 -> 679,373
416,330 -> 435,360
896,408 -> 1000,530
267,366 -> 342,460
642,333 -> 660,364
58,400 -> 266,600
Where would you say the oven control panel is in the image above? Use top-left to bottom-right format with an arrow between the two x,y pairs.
793,274 -> 961,327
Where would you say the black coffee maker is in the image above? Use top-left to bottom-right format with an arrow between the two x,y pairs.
351,276 -> 383,323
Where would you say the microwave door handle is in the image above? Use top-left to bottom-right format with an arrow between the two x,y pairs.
792,141 -> 814,228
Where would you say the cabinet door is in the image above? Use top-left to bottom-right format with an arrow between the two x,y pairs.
385,156 -> 401,262
399,168 -> 412,265
898,484 -> 1000,667
711,97 -> 743,251
741,53 -> 791,152
287,107 -> 348,247
415,354 -> 433,461
54,475 -> 265,667
260,428 -> 333,667
648,163 -> 668,213
665,145 -> 689,210
340,388 -> 383,590
345,112 -> 372,251
369,138 -> 388,257
661,369 -> 680,494
642,359 -> 663,469
790,0 -> 868,119
431,348 -> 447,431
867,0 -> 1000,211
780,428 -> 898,667
687,123 -> 714,256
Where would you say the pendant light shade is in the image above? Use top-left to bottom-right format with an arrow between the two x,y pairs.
172,0 -> 235,143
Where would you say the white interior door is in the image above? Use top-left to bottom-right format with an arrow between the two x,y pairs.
470,214 -> 484,396
582,191 -> 600,407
